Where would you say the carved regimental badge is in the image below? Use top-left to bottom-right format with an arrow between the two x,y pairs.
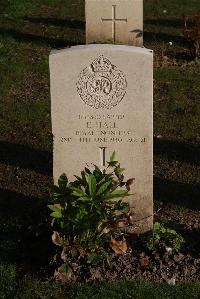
76,55 -> 127,109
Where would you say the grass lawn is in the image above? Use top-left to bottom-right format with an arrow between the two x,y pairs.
1,263 -> 200,299
0,0 -> 200,297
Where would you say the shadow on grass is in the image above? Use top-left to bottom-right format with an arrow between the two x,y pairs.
154,137 -> 200,209
23,16 -> 85,30
183,227 -> 200,255
154,138 -> 200,166
0,141 -> 52,175
0,187 -> 53,272
0,27 -> 83,48
154,177 -> 200,210
145,18 -> 185,29
144,30 -> 188,46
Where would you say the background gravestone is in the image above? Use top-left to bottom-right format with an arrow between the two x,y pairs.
86,0 -> 143,46
50,44 -> 153,233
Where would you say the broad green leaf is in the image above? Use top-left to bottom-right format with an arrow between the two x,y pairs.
93,165 -> 102,176
50,210 -> 62,218
58,173 -> 68,191
72,191 -> 84,197
111,189 -> 128,196
97,177 -> 106,186
107,152 -> 118,167
78,196 -> 92,202
105,173 -> 113,179
154,222 -> 161,231
108,161 -> 118,167
81,171 -> 87,184
96,180 -> 112,196
110,151 -> 116,162
115,167 -> 125,175
70,187 -> 86,197
87,174 -> 97,197
48,204 -> 61,212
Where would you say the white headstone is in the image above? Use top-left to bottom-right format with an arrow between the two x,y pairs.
86,0 -> 143,46
50,44 -> 153,233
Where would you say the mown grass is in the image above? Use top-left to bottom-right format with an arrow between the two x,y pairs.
1,262 -> 200,299
154,67 -> 200,141
0,0 -> 84,149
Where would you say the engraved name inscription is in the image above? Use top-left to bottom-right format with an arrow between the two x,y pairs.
60,114 -> 147,145
76,56 -> 127,109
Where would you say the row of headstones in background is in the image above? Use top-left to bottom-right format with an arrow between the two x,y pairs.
86,0 -> 143,46
50,0 -> 153,233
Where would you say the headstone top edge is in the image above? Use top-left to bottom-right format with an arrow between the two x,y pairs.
50,44 -> 153,57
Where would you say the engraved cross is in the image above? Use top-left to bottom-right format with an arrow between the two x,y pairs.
99,147 -> 107,168
101,5 -> 127,43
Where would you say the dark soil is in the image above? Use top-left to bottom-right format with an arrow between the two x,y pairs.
53,226 -> 200,284
82,250 -> 200,283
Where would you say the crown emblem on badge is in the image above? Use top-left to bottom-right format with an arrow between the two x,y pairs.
76,55 -> 127,110
90,55 -> 113,73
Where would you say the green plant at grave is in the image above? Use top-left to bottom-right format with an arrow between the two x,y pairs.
48,152 -> 134,281
147,222 -> 185,254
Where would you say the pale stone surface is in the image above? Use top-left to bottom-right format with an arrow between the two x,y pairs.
50,44 -> 153,233
86,0 -> 143,46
